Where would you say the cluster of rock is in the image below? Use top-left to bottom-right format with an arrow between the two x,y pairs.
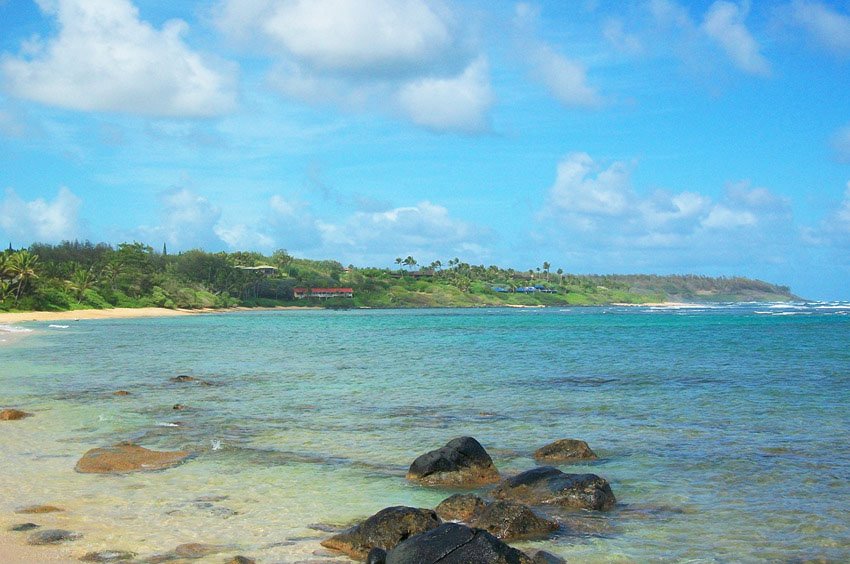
322,436 -> 615,563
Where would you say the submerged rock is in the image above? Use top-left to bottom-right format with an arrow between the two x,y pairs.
435,494 -> 487,522
528,550 -> 567,564
534,439 -> 597,462
170,375 -> 196,383
320,506 -> 442,559
224,557 -> 256,564
492,466 -> 616,510
385,523 -> 531,564
406,437 -> 500,487
27,529 -> 82,545
75,442 -> 190,474
174,543 -> 222,558
9,522 -> 40,532
471,500 -> 559,541
0,408 -> 32,420
15,504 -> 64,514
113,390 -> 131,396
79,550 -> 137,562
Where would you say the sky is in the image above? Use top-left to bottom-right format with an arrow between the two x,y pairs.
1,0 -> 849,300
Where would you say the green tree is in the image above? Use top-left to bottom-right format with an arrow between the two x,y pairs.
9,250 -> 40,306
66,266 -> 97,303
403,256 -> 417,271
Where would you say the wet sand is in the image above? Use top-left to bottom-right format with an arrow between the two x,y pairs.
0,531 -> 77,563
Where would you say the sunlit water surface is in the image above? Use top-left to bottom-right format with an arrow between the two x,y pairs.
1,305 -> 848,562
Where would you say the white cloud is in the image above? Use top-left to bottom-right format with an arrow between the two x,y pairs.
538,153 -> 794,265
396,57 -> 494,133
514,3 -> 602,108
814,181 -> 850,244
783,0 -> 850,56
603,19 -> 644,55
319,200 -> 486,263
143,188 -> 223,250
0,186 -> 82,242
216,0 -> 488,132
2,0 -> 236,117
701,1 -> 770,76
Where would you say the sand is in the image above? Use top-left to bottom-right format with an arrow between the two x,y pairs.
0,306 -> 199,325
0,531 -> 78,562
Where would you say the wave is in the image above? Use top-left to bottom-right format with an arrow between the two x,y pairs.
0,324 -> 33,333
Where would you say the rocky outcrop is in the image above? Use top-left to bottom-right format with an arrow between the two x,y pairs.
471,501 -> 558,541
406,437 -> 500,487
384,523 -> 531,564
27,529 -> 82,545
75,443 -> 190,474
320,506 -> 441,559
0,408 -> 32,420
435,494 -> 486,522
534,439 -> 597,462
492,467 -> 615,510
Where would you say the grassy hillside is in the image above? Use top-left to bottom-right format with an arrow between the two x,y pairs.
0,241 -> 799,313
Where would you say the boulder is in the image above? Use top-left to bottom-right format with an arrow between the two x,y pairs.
366,548 -> 388,564
75,443 -> 190,474
15,504 -> 64,514
471,501 -> 558,541
534,439 -> 597,462
435,494 -> 486,522
385,523 -> 531,564
492,467 -> 615,511
9,523 -> 39,532
320,506 -> 441,559
0,408 -> 32,420
80,550 -> 137,562
407,437 -> 500,487
27,529 -> 82,545
529,550 -> 566,564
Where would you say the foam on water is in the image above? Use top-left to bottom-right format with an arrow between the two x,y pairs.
0,324 -> 33,333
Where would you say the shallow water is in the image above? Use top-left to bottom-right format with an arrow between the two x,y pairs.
1,305 -> 849,562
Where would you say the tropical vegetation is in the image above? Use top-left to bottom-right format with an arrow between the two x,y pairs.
0,240 -> 798,312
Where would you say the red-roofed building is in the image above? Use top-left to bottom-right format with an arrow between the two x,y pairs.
293,287 -> 354,299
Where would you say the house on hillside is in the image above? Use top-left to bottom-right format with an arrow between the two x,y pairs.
293,287 -> 354,299
235,265 -> 279,275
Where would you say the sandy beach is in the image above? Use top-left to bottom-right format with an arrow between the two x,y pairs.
0,306 -> 204,325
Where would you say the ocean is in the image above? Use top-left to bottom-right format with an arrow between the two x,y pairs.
1,304 -> 849,562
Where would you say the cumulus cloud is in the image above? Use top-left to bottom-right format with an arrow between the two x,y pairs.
513,3 -> 602,108
396,57 -> 493,133
781,0 -> 850,56
2,0 -> 236,117
603,19 -> 644,55
138,188 -> 224,250
0,186 -> 82,242
538,153 -> 793,267
701,1 -> 770,76
216,0 -> 490,132
319,200 -> 487,263
647,0 -> 770,77
811,181 -> 850,245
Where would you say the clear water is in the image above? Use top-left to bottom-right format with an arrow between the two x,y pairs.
1,305 -> 849,563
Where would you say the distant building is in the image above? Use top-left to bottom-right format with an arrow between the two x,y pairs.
293,287 -> 354,299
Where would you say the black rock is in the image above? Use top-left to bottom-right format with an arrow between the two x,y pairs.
529,549 -> 567,564
435,494 -> 486,522
406,437 -> 500,487
471,500 -> 559,540
385,523 -> 531,564
492,466 -> 616,510
534,439 -> 597,462
27,529 -> 82,545
320,506 -> 442,559
9,522 -> 39,532
366,547 -> 388,564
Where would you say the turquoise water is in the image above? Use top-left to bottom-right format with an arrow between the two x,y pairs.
1,304 -> 849,562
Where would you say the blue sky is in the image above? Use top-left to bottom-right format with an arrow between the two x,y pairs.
1,0 -> 849,299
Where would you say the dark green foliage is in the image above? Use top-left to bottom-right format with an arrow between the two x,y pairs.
0,240 -> 799,313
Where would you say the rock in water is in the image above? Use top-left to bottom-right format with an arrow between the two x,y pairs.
15,504 -> 64,514
0,408 -> 32,420
385,523 -> 531,564
471,501 -> 559,541
406,437 -> 500,487
9,523 -> 39,532
435,494 -> 487,522
225,557 -> 256,564
492,466 -> 616,510
534,439 -> 597,462
27,529 -> 82,545
79,550 -> 137,562
75,442 -> 190,474
529,550 -> 567,564
320,506 -> 442,559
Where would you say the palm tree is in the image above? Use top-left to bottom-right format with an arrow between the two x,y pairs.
395,257 -> 403,272
9,250 -> 39,306
403,256 -> 417,271
556,268 -> 564,283
543,262 -> 550,280
66,266 -> 96,303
